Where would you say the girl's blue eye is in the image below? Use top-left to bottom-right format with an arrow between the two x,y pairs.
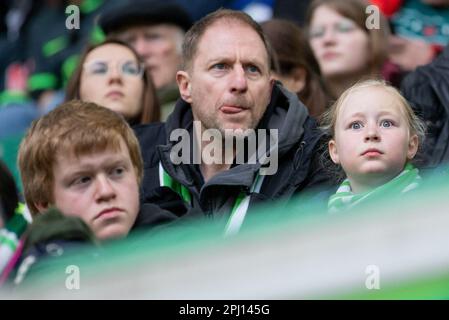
350,122 -> 363,130
381,120 -> 393,128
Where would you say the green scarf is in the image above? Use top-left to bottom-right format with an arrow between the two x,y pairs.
328,163 -> 421,213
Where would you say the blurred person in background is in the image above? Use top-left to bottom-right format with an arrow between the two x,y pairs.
306,0 -> 393,99
261,19 -> 331,118
401,44 -> 449,167
65,39 -> 160,124
98,0 -> 192,120
0,159 -> 28,286
370,0 -> 449,71
22,0 -> 111,112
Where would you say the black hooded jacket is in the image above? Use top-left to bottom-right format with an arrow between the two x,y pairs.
134,83 -> 331,224
401,45 -> 449,167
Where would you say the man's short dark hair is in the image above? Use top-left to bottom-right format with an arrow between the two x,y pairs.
182,9 -> 274,71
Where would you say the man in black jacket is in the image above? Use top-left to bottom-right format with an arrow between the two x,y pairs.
134,9 -> 331,234
401,44 -> 449,167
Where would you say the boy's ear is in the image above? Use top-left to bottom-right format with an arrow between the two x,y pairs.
407,134 -> 419,160
176,70 -> 193,103
328,139 -> 340,164
35,202 -> 49,213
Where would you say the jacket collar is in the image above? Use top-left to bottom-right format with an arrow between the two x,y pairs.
160,82 -> 310,189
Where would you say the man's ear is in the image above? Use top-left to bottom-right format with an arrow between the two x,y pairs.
176,71 -> 193,103
328,139 -> 340,164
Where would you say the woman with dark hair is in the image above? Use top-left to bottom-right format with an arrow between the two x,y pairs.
306,0 -> 391,99
261,19 -> 331,118
66,39 -> 160,125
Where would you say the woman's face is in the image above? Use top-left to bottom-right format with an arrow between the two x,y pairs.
79,44 -> 144,121
309,5 -> 371,80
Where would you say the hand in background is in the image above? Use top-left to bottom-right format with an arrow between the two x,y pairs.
388,36 -> 435,71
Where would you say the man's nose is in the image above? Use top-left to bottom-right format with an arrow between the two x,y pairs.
230,66 -> 248,93
133,37 -> 151,58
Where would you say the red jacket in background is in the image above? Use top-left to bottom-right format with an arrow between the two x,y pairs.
369,0 -> 403,17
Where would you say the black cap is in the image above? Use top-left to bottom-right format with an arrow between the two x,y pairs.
99,0 -> 193,34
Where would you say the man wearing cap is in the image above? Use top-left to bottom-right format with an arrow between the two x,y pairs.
99,0 -> 192,120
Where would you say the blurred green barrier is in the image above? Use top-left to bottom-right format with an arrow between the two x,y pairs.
3,166 -> 449,299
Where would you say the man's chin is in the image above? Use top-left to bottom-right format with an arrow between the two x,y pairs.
219,117 -> 255,131
220,124 -> 255,137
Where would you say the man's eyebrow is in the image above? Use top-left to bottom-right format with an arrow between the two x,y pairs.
207,56 -> 232,63
206,56 -> 267,67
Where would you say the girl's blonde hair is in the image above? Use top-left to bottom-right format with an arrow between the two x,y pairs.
321,79 -> 426,143
320,79 -> 426,181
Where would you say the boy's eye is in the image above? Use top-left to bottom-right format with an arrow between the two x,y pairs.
73,176 -> 91,186
350,121 -> 363,130
380,120 -> 393,128
110,167 -> 125,178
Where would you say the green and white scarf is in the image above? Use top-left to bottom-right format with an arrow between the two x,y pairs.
0,203 -> 28,282
159,162 -> 264,236
328,163 -> 421,213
